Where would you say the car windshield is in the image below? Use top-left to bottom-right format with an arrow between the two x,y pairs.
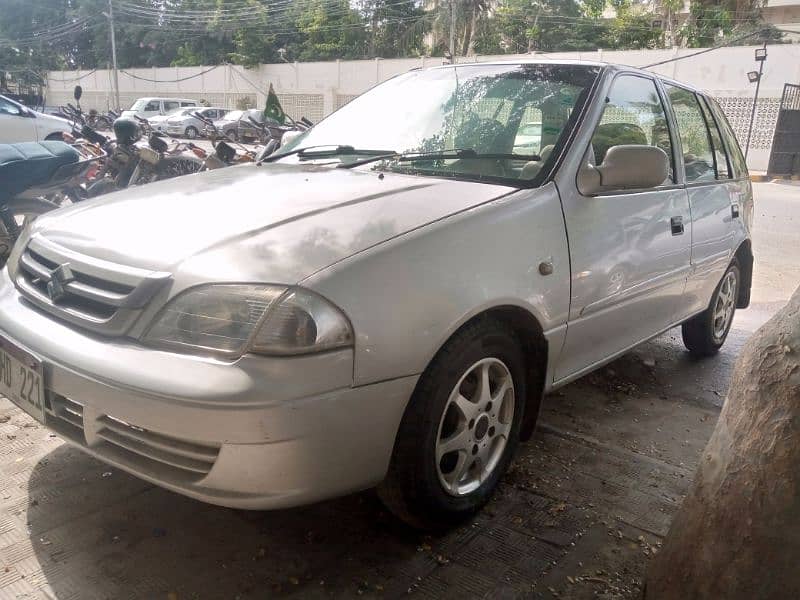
130,99 -> 150,110
278,63 -> 600,185
225,110 -> 244,121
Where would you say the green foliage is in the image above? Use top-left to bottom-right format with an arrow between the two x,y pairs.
0,0 -> 780,78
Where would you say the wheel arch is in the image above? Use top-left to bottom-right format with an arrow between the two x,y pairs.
422,304 -> 548,442
734,239 -> 753,309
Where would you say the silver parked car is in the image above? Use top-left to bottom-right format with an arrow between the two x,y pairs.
166,107 -> 228,139
0,61 -> 752,529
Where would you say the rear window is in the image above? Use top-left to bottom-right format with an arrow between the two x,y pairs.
706,97 -> 748,178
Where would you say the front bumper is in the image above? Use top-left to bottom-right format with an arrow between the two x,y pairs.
0,274 -> 417,509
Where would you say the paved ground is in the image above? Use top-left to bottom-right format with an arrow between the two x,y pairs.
0,182 -> 797,600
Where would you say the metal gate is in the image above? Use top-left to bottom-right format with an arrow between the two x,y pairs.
767,83 -> 800,176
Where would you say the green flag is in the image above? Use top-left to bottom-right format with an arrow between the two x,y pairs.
264,83 -> 287,125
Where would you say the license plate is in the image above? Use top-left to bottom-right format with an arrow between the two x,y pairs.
139,147 -> 161,165
0,336 -> 45,423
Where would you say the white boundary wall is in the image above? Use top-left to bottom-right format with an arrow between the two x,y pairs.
47,45 -> 800,171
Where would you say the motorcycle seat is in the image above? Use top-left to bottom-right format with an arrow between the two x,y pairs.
0,141 -> 80,197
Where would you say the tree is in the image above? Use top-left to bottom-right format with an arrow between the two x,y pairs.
646,285 -> 800,599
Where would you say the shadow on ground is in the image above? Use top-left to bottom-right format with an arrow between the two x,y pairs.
0,316 -> 758,599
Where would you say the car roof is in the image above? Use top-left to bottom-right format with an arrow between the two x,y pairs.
136,97 -> 198,102
421,58 -> 706,96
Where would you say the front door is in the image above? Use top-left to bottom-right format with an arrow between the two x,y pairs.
555,73 -> 692,381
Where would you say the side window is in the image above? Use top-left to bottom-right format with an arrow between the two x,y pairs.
181,101 -> 197,107
698,96 -> 731,179
666,85 -> 716,183
144,100 -> 160,112
591,75 -> 674,182
707,98 -> 748,178
164,100 -> 180,112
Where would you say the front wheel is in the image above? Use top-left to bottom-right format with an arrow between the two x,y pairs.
378,318 -> 526,529
185,126 -> 199,139
682,261 -> 740,356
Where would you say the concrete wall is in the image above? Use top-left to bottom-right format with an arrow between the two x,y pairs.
46,44 -> 800,171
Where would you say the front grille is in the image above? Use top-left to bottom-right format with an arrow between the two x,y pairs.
96,415 -> 219,478
46,394 -> 86,444
14,236 -> 171,336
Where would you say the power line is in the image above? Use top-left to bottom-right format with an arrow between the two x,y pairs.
119,63 -> 222,82
640,27 -> 767,68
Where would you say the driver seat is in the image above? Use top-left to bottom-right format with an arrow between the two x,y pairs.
0,141 -> 80,198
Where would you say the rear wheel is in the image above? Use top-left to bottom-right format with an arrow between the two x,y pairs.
226,130 -> 238,142
378,319 -> 526,529
682,261 -> 740,356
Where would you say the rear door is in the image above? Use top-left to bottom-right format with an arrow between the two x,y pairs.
555,73 -> 692,380
0,97 -> 38,142
664,85 -> 739,319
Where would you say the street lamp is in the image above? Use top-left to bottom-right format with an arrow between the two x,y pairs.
744,42 -> 767,160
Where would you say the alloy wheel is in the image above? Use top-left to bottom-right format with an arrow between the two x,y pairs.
435,358 -> 515,496
712,270 -> 738,341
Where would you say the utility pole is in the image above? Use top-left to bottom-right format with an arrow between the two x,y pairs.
744,41 -> 768,160
106,0 -> 120,112
449,0 -> 456,60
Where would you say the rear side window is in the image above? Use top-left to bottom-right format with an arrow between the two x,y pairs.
707,97 -> 748,178
698,96 -> 731,179
665,85 -> 715,183
591,74 -> 674,182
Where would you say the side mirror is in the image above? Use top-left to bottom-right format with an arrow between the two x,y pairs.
73,85 -> 83,102
577,145 -> 669,196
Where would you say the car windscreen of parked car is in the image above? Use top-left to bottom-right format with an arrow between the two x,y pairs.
278,63 -> 601,185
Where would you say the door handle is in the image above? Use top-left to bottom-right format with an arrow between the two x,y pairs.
670,216 -> 684,236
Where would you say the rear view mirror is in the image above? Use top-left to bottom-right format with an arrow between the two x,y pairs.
577,145 -> 669,196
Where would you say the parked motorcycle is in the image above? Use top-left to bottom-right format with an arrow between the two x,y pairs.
85,117 -> 204,197
0,139 -> 105,259
193,112 -> 258,169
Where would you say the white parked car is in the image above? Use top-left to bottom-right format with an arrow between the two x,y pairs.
0,95 -> 72,143
120,97 -> 199,120
165,107 -> 228,138
0,61 -> 753,529
147,108 -> 194,133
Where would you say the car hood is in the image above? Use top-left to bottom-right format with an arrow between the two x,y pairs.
35,112 -> 71,130
30,163 -> 513,284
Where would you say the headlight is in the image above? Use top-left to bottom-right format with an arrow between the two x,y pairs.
143,284 -> 353,358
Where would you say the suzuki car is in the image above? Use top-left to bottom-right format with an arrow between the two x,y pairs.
0,61 -> 752,529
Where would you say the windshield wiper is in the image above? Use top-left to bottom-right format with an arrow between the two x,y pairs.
262,145 -> 397,164
339,147 -> 543,170
398,148 -> 541,162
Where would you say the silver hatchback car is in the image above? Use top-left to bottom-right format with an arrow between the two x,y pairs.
0,60 -> 752,528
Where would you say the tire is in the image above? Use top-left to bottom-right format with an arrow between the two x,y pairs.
226,130 -> 238,142
377,318 -> 526,530
0,197 -> 58,264
682,260 -> 740,357
185,126 -> 199,139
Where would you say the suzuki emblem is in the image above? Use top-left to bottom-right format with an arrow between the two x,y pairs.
47,263 -> 75,302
